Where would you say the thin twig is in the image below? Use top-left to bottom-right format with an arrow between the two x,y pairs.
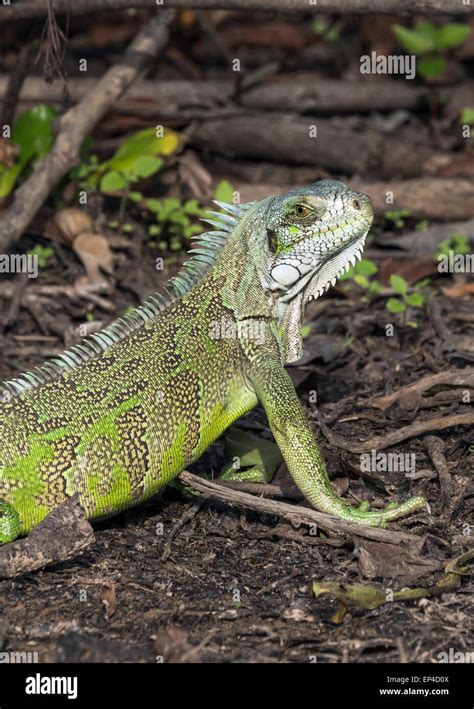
179,471 -> 422,546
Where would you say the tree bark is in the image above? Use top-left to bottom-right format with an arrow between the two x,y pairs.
2,0 -> 471,21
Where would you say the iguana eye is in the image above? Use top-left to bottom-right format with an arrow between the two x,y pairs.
295,204 -> 312,218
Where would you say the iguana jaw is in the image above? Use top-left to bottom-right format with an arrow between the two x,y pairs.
276,231 -> 368,363
278,230 -> 368,306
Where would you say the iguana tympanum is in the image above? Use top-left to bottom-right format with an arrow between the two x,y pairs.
0,180 -> 426,544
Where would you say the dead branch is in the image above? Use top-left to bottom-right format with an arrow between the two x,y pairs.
349,178 -> 474,221
0,76 -> 427,118
0,10 -> 173,254
191,114 -> 453,179
0,496 -> 94,579
319,411 -> 474,455
367,368 -> 474,411
1,0 -> 470,21
179,471 -> 423,546
0,40 -> 39,128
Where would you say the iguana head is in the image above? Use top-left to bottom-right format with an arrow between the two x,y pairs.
263,180 -> 374,362
207,179 -> 373,363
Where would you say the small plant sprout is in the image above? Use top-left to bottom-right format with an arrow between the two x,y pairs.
340,258 -> 382,300
77,127 -> 180,223
460,108 -> 474,126
393,21 -> 470,79
435,234 -> 470,261
386,274 -> 426,328
311,18 -> 343,42
27,244 -> 54,269
384,209 -> 412,230
146,198 -> 205,251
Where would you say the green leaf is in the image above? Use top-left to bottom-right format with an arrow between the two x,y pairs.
214,179 -> 235,204
300,325 -> 311,338
435,23 -> 470,50
355,258 -> 378,276
100,171 -> 127,193
368,280 -> 382,295
415,219 -> 430,231
390,274 -> 408,295
460,107 -> 474,125
27,244 -> 54,269
128,191 -> 143,202
156,198 -> 180,222
406,320 -> 419,328
393,24 -> 434,55
414,21 -> 439,43
133,154 -> 163,178
148,224 -> 161,237
169,211 -> 189,226
311,19 -> 329,36
103,127 -> 178,176
416,278 -> 431,289
146,198 -> 162,214
354,274 -> 369,289
418,56 -> 446,78
183,224 -> 203,239
12,105 -> 59,161
183,199 -> 204,216
0,104 -> 59,197
406,292 -> 424,307
386,298 -> 406,313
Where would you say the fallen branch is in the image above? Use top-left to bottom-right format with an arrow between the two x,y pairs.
319,411 -> 474,455
179,471 -> 422,546
219,179 -> 474,223
192,114 -> 446,179
0,496 -> 94,579
0,10 -> 173,254
350,177 -> 474,221
367,368 -> 474,411
0,76 -> 427,117
2,0 -> 469,21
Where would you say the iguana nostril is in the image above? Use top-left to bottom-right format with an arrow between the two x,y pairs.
352,199 -> 361,210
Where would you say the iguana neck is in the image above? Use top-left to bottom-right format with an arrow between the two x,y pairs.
204,199 -> 303,363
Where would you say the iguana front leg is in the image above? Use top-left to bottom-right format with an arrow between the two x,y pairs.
249,358 -> 426,527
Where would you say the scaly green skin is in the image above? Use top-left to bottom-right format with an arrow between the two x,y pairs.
0,180 -> 426,544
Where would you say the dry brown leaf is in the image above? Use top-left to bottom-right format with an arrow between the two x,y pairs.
378,257 -> 438,286
100,582 -> 117,621
442,282 -> 474,298
73,232 -> 114,286
44,208 -> 93,246
356,539 -> 441,583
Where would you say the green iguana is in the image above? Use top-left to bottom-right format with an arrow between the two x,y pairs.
0,180 -> 426,544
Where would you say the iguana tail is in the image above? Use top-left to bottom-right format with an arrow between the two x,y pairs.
0,499 -> 20,544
